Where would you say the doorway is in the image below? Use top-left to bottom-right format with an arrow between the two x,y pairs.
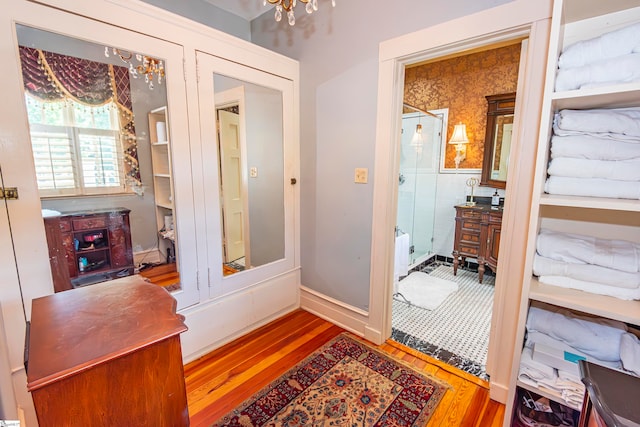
368,4 -> 553,400
390,43 -> 521,380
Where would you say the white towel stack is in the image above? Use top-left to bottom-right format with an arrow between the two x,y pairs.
533,228 -> 640,300
555,22 -> 640,91
546,108 -> 640,200
518,305 -> 640,407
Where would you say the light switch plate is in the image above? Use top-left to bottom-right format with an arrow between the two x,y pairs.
354,168 -> 368,184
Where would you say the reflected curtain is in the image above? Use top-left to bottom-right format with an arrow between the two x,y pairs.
18,46 -> 141,189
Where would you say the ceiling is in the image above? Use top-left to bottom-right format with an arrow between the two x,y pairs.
203,0 -> 269,21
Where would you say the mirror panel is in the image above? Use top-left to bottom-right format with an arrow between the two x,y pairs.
213,73 -> 285,276
16,24 -> 183,293
480,92 -> 515,189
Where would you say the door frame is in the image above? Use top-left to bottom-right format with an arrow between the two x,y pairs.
215,87 -> 252,267
366,0 -> 552,404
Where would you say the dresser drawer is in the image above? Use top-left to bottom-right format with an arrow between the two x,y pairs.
59,218 -> 72,232
72,217 -> 107,231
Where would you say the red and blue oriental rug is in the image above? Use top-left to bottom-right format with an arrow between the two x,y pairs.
212,333 -> 449,426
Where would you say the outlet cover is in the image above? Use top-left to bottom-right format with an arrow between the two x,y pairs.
354,168 -> 368,184
250,167 -> 258,178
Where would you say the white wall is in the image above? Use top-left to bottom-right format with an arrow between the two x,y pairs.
251,0 -> 512,310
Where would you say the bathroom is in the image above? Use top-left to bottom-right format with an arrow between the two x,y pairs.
391,41 -> 521,380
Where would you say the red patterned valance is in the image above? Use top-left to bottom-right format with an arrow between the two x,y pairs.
19,46 -> 141,188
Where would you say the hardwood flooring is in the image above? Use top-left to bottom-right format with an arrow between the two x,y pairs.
184,309 -> 505,426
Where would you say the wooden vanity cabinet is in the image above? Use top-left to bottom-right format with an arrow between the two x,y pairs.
452,204 -> 503,283
26,276 -> 189,426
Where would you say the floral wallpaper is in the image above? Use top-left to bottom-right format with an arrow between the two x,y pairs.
404,43 -> 521,170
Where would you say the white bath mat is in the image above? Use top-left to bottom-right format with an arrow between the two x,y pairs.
397,271 -> 458,311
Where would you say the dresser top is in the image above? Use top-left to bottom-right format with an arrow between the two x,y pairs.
26,275 -> 186,391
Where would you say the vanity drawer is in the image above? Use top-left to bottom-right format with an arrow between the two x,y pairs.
459,232 -> 480,245
459,209 -> 481,219
458,245 -> 479,257
461,220 -> 481,231
72,217 -> 107,231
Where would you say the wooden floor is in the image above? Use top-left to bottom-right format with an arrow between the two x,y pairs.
184,309 -> 505,426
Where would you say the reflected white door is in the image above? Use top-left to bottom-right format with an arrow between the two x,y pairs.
218,109 -> 245,262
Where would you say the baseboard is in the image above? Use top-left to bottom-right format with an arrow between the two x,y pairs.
133,249 -> 162,267
489,380 -> 509,404
300,286 -> 370,339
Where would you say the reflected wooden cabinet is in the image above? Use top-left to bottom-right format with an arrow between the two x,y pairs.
452,204 -> 503,283
43,208 -> 134,292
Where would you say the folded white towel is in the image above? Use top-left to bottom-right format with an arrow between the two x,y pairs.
558,22 -> 640,69
526,305 -> 627,362
554,108 -> 640,140
548,157 -> 640,181
525,331 -> 623,370
620,332 -> 640,376
537,229 -> 640,273
539,275 -> 640,301
555,53 -> 640,91
550,134 -> 640,160
533,254 -> 640,289
545,176 -> 640,199
394,233 -> 410,284
519,347 -> 556,381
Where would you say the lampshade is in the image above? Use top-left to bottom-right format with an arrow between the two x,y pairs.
449,123 -> 469,145
410,123 -> 423,147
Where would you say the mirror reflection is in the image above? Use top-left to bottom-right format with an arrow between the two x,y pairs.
17,24 -> 181,293
213,74 -> 285,276
480,92 -> 515,189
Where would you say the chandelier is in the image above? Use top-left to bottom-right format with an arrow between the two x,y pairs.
104,47 -> 165,90
264,0 -> 336,26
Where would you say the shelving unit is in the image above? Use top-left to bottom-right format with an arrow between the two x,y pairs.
148,106 -> 176,263
505,0 -> 640,425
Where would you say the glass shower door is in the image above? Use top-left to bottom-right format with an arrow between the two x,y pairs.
397,110 -> 443,267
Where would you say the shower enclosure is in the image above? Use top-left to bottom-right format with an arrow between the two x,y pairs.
397,109 -> 445,268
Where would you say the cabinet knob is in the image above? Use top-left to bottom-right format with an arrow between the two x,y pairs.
290,178 -> 297,185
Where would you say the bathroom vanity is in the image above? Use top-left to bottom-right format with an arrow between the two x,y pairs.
452,204 -> 503,283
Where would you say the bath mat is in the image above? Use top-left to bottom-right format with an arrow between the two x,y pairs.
398,271 -> 458,311
211,333 -> 449,427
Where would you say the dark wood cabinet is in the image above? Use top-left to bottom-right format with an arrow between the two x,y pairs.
452,204 -> 503,283
26,275 -> 189,426
43,208 -> 134,292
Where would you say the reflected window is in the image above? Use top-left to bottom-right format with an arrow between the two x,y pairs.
19,46 -> 140,197
26,96 -> 125,196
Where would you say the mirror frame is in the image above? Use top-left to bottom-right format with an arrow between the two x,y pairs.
480,92 -> 516,189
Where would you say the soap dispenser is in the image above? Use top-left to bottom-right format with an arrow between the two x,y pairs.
491,190 -> 500,207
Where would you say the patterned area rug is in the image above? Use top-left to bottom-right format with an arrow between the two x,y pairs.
211,333 -> 449,427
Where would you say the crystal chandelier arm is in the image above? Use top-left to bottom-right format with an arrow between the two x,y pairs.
266,0 -> 311,12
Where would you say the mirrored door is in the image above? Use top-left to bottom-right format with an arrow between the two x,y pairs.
196,51 -> 296,297
5,13 -> 199,312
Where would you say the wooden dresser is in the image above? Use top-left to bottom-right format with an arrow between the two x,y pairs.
43,208 -> 134,292
452,204 -> 503,283
26,275 -> 189,426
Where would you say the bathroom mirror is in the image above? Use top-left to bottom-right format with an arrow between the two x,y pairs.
480,92 -> 515,189
213,73 -> 285,276
16,24 -> 183,293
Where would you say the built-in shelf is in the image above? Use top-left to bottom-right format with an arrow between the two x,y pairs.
149,106 -> 175,263
529,278 -> 640,325
551,83 -> 640,110
516,380 -> 581,411
539,194 -> 640,212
